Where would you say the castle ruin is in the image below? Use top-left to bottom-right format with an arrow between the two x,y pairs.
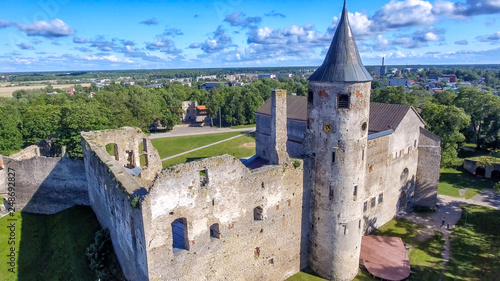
0,2 -> 441,280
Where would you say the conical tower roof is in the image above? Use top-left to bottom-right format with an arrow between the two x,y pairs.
309,1 -> 372,82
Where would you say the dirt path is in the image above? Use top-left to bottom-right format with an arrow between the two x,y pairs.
401,192 -> 499,281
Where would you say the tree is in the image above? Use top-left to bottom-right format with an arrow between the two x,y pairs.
20,104 -> 61,144
455,87 -> 500,149
0,100 -> 23,155
56,100 -> 114,158
371,86 -> 418,107
420,101 -> 470,166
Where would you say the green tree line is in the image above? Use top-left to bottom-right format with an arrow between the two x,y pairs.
372,86 -> 500,166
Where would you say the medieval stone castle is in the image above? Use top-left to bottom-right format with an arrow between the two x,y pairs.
0,2 -> 441,281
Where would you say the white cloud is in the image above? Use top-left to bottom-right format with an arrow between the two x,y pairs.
17,19 -> 75,38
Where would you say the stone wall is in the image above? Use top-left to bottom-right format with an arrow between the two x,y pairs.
255,115 -> 306,159
81,127 -> 162,281
0,155 -> 88,214
8,145 -> 39,160
463,159 -> 500,179
415,128 -> 441,209
143,155 -> 304,281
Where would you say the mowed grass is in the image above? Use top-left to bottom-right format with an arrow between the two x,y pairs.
0,206 -> 103,281
443,205 -> 500,280
162,133 -> 256,168
288,218 -> 443,281
439,166 -> 496,199
367,218 -> 443,280
151,131 -> 243,159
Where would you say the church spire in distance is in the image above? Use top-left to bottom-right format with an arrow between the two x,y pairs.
308,0 -> 372,82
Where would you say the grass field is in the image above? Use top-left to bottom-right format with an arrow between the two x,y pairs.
439,166 -> 496,199
443,205 -> 500,280
151,131 -> 243,159
161,132 -> 256,168
0,83 -> 91,98
288,218 -> 443,281
0,206 -> 110,281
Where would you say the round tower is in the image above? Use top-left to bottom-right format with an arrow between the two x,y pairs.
307,1 -> 372,280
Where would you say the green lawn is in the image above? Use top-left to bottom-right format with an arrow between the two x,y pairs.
151,131 -> 243,159
0,206 -> 121,281
288,218 -> 443,281
368,219 -> 444,280
439,166 -> 496,199
229,124 -> 257,129
162,133 -> 256,168
443,205 -> 500,280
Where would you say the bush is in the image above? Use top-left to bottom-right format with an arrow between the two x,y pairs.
494,182 -> 500,193
86,228 -> 125,281
293,159 -> 301,168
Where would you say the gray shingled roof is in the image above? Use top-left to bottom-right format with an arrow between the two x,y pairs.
308,1 -> 372,82
255,95 -> 421,133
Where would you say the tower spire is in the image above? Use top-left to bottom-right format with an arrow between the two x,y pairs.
308,1 -> 372,82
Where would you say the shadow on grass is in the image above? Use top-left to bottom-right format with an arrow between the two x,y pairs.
440,166 -> 495,198
443,205 -> 500,281
371,219 -> 443,281
17,206 -> 124,281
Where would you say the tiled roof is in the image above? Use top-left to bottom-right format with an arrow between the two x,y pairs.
255,95 -> 421,133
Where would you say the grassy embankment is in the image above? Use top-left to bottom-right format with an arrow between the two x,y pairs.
0,206 -> 103,281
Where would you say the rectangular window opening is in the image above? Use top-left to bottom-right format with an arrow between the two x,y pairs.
371,197 -> 376,208
200,169 -> 208,186
172,218 -> 189,252
332,152 -> 336,163
378,193 -> 384,204
329,186 -> 334,201
353,185 -> 358,201
363,201 -> 368,212
307,90 -> 313,104
338,94 -> 350,108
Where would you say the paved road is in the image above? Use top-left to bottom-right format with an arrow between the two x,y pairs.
149,126 -> 255,139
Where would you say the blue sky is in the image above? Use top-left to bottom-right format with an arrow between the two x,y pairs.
1,0 -> 500,72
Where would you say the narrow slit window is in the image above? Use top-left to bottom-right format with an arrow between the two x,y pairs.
371,197 -> 376,208
363,201 -> 368,212
332,152 -> 336,163
353,185 -> 358,201
338,94 -> 350,108
200,169 -> 208,186
308,90 -> 314,104
254,207 -> 263,221
329,186 -> 334,201
362,148 -> 365,161
378,193 -> 384,204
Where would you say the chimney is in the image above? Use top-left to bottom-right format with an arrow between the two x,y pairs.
382,57 -> 385,66
268,89 -> 290,165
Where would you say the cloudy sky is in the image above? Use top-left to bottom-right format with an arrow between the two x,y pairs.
1,0 -> 500,72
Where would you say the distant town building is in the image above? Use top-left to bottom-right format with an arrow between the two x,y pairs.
258,73 -> 276,79
196,75 -> 217,82
66,87 -> 74,95
201,82 -> 229,91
